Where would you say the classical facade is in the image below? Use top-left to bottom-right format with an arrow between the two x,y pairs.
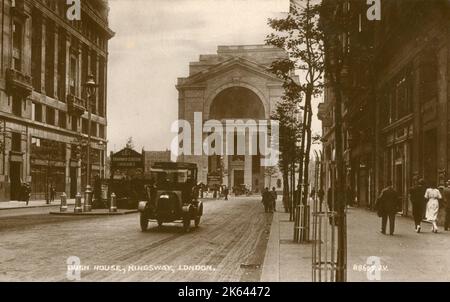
319,0 -> 450,219
176,45 -> 287,192
0,0 -> 114,200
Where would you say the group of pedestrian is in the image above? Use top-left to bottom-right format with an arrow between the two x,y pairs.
376,178 -> 450,236
261,187 -> 277,213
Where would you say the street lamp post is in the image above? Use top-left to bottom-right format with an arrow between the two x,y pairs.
83,74 -> 98,212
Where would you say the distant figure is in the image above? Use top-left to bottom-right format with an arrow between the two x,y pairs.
318,188 -> 325,212
262,187 -> 273,213
346,186 -> 354,207
224,186 -> 229,201
409,178 -> 426,233
21,182 -> 31,206
376,181 -> 400,235
443,180 -> 450,231
271,187 -> 277,212
49,184 -> 56,203
425,182 -> 442,233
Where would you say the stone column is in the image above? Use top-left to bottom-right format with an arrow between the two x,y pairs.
77,42 -> 82,98
244,137 -> 252,191
222,155 -> 229,187
95,53 -> 100,114
53,25 -> 59,99
65,143 -> 71,195
64,33 -> 71,96
40,16 -> 46,94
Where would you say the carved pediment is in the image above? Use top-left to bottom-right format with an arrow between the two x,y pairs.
177,57 -> 283,89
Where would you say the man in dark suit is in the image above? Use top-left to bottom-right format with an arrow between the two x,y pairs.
262,187 -> 273,213
409,178 -> 427,233
377,181 -> 400,235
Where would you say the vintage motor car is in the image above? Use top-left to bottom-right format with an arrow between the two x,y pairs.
138,162 -> 203,232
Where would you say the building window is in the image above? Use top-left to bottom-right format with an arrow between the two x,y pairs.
59,111 -> 66,129
32,103 -> 43,122
69,55 -> 78,95
58,28 -> 66,101
46,107 -> 55,125
31,17 -> 42,92
12,95 -> 22,117
11,132 -> 21,152
71,116 -> 78,132
45,22 -> 55,97
91,122 -> 97,137
99,124 -> 105,139
82,118 -> 88,134
12,20 -> 23,70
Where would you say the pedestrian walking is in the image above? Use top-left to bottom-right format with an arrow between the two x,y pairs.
425,182 -> 442,233
376,181 -> 400,235
224,186 -> 229,201
271,187 -> 277,212
262,187 -> 273,213
409,178 -> 426,233
443,180 -> 450,231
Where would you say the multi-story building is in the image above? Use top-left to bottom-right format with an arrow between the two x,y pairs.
319,0 -> 450,219
176,45 -> 288,192
0,0 -> 114,200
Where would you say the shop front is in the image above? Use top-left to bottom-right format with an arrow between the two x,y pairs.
30,137 -> 67,200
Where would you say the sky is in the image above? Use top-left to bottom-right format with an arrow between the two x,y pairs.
107,0 -> 321,153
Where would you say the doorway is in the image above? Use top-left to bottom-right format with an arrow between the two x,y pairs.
70,167 -> 77,198
10,162 -> 21,200
233,170 -> 244,188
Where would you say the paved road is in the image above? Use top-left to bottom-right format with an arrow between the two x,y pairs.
0,197 -> 272,282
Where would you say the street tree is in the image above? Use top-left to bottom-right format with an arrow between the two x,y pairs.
271,97 -> 302,215
267,0 -> 324,209
318,0 -> 375,282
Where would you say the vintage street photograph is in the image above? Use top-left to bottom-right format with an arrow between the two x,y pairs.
0,0 -> 449,283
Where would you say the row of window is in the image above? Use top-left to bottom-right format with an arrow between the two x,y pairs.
41,0 -> 108,51
380,69 -> 413,127
31,102 -> 105,138
12,11 -> 106,117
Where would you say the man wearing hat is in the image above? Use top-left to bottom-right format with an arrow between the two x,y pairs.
409,178 -> 427,233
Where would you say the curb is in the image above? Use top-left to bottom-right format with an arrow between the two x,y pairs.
49,210 -> 138,216
0,203 -> 76,211
260,209 -> 280,282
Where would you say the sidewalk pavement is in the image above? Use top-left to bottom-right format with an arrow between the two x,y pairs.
261,201 -> 450,282
0,199 -> 75,210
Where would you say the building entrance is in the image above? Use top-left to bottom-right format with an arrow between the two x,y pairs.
10,162 -> 21,200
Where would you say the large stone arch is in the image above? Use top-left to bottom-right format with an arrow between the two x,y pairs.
204,82 -> 270,120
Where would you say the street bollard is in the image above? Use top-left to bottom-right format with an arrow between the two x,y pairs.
110,193 -> 117,212
74,193 -> 82,213
60,192 -> 68,212
83,185 -> 93,212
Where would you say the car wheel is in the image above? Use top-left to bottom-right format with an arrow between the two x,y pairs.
194,216 -> 200,228
183,217 -> 191,232
140,212 -> 149,232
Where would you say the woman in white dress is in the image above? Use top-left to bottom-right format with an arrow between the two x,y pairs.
424,183 -> 442,233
